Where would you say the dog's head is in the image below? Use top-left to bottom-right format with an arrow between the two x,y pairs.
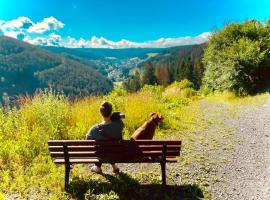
149,112 -> 163,125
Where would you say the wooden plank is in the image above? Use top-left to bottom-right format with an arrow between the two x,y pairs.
49,146 -> 97,152
53,157 -> 177,164
49,145 -> 180,152
48,140 -> 181,146
54,158 -> 99,164
50,150 -> 179,158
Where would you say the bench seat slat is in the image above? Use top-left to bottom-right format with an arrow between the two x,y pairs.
50,151 -> 180,158
48,140 -> 181,146
49,145 -> 180,152
53,157 -> 177,164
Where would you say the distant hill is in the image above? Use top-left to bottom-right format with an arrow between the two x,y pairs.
43,46 -> 165,60
0,36 -> 113,102
145,44 -> 206,63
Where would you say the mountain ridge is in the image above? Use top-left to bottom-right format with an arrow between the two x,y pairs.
0,36 -> 113,102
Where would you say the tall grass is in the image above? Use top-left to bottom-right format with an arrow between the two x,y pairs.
0,80 -> 268,199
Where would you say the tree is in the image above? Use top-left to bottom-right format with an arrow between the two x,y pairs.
203,20 -> 269,94
141,61 -> 157,85
123,70 -> 142,92
193,59 -> 204,88
155,63 -> 170,85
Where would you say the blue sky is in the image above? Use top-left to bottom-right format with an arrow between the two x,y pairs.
0,0 -> 270,48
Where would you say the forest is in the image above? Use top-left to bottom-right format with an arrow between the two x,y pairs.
0,36 -> 113,104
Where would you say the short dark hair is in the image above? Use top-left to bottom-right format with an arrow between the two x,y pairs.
100,101 -> 112,117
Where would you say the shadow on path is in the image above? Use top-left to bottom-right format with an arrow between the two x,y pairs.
68,172 -> 203,200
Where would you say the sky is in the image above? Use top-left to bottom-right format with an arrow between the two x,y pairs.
0,0 -> 270,48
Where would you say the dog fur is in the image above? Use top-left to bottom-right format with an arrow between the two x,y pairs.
131,112 -> 163,140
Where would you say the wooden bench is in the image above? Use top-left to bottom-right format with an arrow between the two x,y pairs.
48,140 -> 182,190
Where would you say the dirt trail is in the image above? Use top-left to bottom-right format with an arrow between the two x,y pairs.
215,97 -> 270,200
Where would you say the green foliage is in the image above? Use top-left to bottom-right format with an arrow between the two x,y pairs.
141,61 -> 158,85
203,20 -> 270,94
0,36 -> 113,100
36,59 -> 113,96
163,79 -> 197,100
122,71 -> 141,92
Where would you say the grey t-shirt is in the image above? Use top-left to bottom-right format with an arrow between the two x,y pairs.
85,120 -> 124,140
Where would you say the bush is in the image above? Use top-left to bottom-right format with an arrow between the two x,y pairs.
163,79 -> 196,100
203,20 -> 270,94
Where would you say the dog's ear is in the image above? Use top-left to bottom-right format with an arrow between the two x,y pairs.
149,112 -> 157,117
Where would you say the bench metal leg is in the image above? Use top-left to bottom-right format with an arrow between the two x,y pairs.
65,163 -> 70,191
160,162 -> 166,186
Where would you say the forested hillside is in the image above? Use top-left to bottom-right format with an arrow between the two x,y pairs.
44,46 -> 164,60
124,44 -> 206,92
0,36 -> 113,102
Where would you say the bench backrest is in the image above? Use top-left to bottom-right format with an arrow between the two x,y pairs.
48,140 -> 181,161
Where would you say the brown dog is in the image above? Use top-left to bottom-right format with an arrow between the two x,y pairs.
131,112 -> 163,140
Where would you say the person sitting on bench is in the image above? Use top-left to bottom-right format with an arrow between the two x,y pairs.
85,101 -> 124,174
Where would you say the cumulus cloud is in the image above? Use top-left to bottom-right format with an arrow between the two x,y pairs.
65,33 -> 211,49
0,16 -> 64,39
0,16 -> 211,49
25,32 -> 211,48
25,36 -> 49,46
2,17 -> 33,31
25,33 -> 63,46
27,16 -> 64,34
3,30 -> 20,38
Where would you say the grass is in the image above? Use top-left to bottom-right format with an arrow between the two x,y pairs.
0,80 -> 269,199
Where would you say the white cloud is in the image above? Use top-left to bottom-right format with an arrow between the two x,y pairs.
0,16 -> 211,49
0,16 -> 65,43
2,17 -> 33,30
25,33 -> 63,46
27,16 -> 64,34
24,36 -> 48,46
0,20 -> 5,25
64,33 -> 211,49
3,30 -> 20,38
48,33 -> 62,46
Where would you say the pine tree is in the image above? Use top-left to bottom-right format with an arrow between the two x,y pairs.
141,61 -> 157,85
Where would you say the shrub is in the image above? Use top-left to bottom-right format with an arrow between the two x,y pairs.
163,79 -> 196,100
203,20 -> 269,94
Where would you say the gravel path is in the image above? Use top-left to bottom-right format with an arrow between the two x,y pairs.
215,97 -> 270,200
